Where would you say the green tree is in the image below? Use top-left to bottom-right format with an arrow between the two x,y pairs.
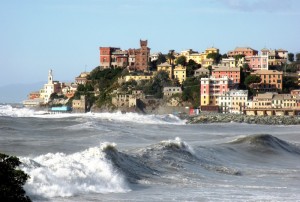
288,53 -> 294,62
222,54 -> 228,59
0,153 -> 31,202
182,77 -> 201,108
296,53 -> 300,61
176,55 -> 187,66
244,75 -> 262,86
156,53 -> 167,65
186,59 -> 200,77
166,50 -> 175,65
206,53 -> 222,64
282,76 -> 298,93
207,65 -> 212,75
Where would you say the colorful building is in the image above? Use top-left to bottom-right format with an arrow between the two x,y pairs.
157,62 -> 173,79
212,66 -> 240,87
173,65 -> 186,84
245,49 -> 269,71
227,47 -> 258,57
251,70 -> 283,93
200,76 -> 230,106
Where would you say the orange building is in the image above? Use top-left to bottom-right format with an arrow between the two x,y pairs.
227,47 -> 258,57
251,70 -> 283,93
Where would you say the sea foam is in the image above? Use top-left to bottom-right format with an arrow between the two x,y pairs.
20,146 -> 130,198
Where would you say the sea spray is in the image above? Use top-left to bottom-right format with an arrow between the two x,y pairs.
20,146 -> 130,198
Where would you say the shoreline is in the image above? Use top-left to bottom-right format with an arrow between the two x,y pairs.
186,112 -> 300,125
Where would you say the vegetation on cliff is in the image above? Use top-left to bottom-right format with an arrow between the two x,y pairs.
0,153 -> 31,202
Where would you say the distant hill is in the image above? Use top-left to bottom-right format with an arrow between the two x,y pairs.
0,82 -> 44,104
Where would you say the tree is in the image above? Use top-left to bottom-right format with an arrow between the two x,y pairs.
186,59 -> 200,77
296,53 -> 300,61
176,56 -> 187,66
182,77 -> 201,108
288,53 -> 294,62
166,50 -> 175,65
206,53 -> 222,64
222,54 -> 228,59
282,76 -> 298,93
207,65 -> 213,75
242,63 -> 250,72
244,75 -> 262,86
156,53 -> 167,65
234,54 -> 245,61
0,153 -> 32,202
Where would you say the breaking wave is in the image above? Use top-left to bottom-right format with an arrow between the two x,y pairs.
20,146 -> 130,199
0,104 -> 185,125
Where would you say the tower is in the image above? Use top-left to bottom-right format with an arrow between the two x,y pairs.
48,69 -> 53,84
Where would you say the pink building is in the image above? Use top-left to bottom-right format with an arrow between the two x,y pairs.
200,76 -> 230,106
212,66 -> 240,87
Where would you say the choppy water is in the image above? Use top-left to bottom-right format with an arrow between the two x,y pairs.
1,104 -> 300,201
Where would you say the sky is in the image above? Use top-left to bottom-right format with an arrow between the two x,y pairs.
0,0 -> 299,91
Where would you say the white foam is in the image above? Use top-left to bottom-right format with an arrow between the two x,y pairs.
0,104 -> 186,125
20,146 -> 130,198
161,137 -> 195,154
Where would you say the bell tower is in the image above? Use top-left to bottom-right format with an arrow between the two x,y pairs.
48,69 -> 53,84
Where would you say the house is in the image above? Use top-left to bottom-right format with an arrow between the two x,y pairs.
218,90 -> 248,114
194,67 -> 209,77
200,76 -> 230,106
245,49 -> 269,71
163,87 -> 182,97
157,62 -> 173,79
75,72 -> 90,85
251,93 -> 275,109
250,70 -> 283,93
99,47 -> 120,69
173,65 -> 186,84
272,94 -> 296,109
128,40 -> 150,71
72,95 -> 87,113
124,73 -> 153,82
227,47 -> 258,57
212,66 -> 240,87
220,57 -> 236,68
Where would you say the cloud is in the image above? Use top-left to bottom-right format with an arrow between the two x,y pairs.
217,0 -> 297,13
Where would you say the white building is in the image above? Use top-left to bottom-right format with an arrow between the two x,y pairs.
218,90 -> 248,114
40,70 -> 62,104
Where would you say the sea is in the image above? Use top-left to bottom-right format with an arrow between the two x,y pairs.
1,104 -> 300,202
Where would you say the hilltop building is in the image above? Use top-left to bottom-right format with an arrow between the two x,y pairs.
227,47 -> 258,57
40,70 -> 62,103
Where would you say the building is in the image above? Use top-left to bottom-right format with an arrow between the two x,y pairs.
163,87 -> 182,97
250,70 -> 283,93
220,57 -> 236,68
272,94 -> 296,109
173,65 -> 186,84
39,70 -> 62,104
150,52 -> 162,62
72,95 -> 87,113
227,47 -> 258,57
251,93 -> 275,109
111,49 -> 129,68
128,40 -> 150,71
124,73 -> 153,82
200,76 -> 230,106
99,47 -> 120,69
157,62 -> 173,79
75,72 -> 90,85
245,49 -> 269,71
194,67 -> 209,77
178,47 -> 219,66
212,66 -> 240,87
218,90 -> 248,114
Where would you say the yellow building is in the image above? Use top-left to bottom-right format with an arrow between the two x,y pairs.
178,47 -> 219,66
157,62 -> 173,79
173,65 -> 186,84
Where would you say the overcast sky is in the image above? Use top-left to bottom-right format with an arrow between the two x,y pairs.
0,0 -> 299,88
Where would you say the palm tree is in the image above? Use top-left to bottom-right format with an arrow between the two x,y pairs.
166,50 -> 175,65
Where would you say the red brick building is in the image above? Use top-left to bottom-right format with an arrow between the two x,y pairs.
128,40 -> 150,71
99,47 -> 120,69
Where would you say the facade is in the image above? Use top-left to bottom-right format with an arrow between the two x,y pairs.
157,62 -> 173,79
212,66 -> 240,87
194,67 -> 209,77
72,95 -> 87,112
200,76 -> 230,106
173,65 -> 186,84
218,90 -> 248,114
272,94 -> 296,108
111,49 -> 129,68
75,72 -> 90,85
163,87 -> 182,97
268,49 -> 288,66
245,49 -> 269,71
178,47 -> 219,66
128,40 -> 150,71
40,70 -> 62,103
220,57 -> 236,68
99,47 -> 120,69
250,70 -> 283,93
251,93 -> 275,109
227,47 -> 258,57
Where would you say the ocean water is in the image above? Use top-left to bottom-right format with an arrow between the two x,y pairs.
1,104 -> 300,201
